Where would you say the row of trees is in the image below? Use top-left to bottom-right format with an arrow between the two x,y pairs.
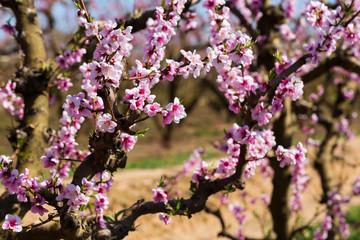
0,0 -> 360,239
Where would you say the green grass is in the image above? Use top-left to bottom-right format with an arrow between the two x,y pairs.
346,205 -> 360,240
126,150 -> 224,169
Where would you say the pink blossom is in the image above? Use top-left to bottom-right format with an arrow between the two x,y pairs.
2,214 -> 22,232
281,0 -> 295,18
84,21 -> 100,37
261,193 -> 270,206
244,160 -> 262,179
1,168 -> 24,194
56,48 -> 85,70
279,24 -> 296,41
179,50 -> 204,78
152,187 -> 168,204
215,157 -> 237,177
120,133 -> 138,151
30,205 -> 49,216
63,50 -> 75,66
97,113 -> 117,133
203,0 -> 225,10
82,178 -> 94,194
343,89 -> 355,99
144,102 -> 162,117
62,93 -> 91,118
0,155 -> 11,167
27,177 -> 41,192
192,161 -> 210,183
41,151 -> 59,168
159,213 -> 171,225
229,203 -> 246,224
161,60 -> 180,81
162,97 -> 187,126
56,184 -> 90,211
0,81 -> 24,120
220,193 -> 230,204
276,76 -> 304,101
353,176 -> 360,196
251,102 -> 272,126
55,76 -> 73,91
182,148 -> 205,176
94,193 -> 109,211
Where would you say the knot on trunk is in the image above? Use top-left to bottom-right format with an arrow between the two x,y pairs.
12,67 -> 48,95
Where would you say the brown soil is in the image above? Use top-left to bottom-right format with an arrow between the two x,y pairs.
17,137 -> 360,240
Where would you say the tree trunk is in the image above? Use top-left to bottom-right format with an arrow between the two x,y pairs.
269,99 -> 293,240
1,0 -> 49,176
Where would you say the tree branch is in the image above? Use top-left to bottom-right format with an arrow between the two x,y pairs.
302,55 -> 360,84
113,174 -> 245,239
268,54 -> 312,89
204,205 -> 237,240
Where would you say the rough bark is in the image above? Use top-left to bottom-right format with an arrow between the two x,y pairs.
1,0 -> 49,176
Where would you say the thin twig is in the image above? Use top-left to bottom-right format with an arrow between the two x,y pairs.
290,207 -> 327,239
204,205 -> 237,240
134,116 -> 149,123
79,0 -> 101,43
59,158 -> 82,162
24,213 -> 59,230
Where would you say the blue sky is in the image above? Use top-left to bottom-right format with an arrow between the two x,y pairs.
0,0 -> 326,47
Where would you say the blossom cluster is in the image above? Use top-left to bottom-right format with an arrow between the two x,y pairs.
56,183 -> 90,211
182,147 -> 206,176
123,4 -> 188,125
56,48 -> 86,70
314,189 -> 350,239
1,151 -> 115,231
153,184 -> 171,225
271,76 -> 304,117
275,143 -> 309,212
0,155 -> 63,227
91,171 -> 113,228
0,80 -> 24,120
335,118 -> 355,139
42,110 -> 87,179
353,176 -> 360,196
304,0 -> 345,63
53,75 -> 73,92
229,203 -> 247,240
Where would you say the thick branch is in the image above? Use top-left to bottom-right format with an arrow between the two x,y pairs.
302,55 -> 360,84
333,55 -> 360,76
9,222 -> 63,240
268,54 -> 312,89
113,174 -> 245,239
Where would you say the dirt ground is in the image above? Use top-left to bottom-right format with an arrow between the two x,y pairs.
108,147 -> 360,240
17,136 -> 360,240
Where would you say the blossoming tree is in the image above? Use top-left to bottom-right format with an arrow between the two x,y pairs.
0,0 -> 360,239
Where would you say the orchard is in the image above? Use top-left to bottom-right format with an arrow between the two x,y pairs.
0,0 -> 360,239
